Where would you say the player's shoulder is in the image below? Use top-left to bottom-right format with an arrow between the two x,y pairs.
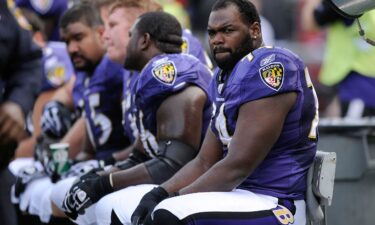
182,29 -> 200,49
239,46 -> 301,66
45,42 -> 70,61
43,42 -> 73,88
18,0 -> 67,15
46,41 -> 66,50
234,46 -> 304,79
142,54 -> 199,85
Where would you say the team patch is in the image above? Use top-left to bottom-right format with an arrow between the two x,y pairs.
46,64 -> 66,87
152,61 -> 177,85
259,62 -> 284,91
272,205 -> 294,225
30,0 -> 53,14
181,37 -> 189,53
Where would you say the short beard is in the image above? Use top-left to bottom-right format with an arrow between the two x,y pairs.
214,34 -> 253,71
75,60 -> 97,73
124,52 -> 143,71
124,56 -> 136,71
71,53 -> 97,73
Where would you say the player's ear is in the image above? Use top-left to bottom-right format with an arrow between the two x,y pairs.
249,21 -> 261,40
140,32 -> 151,50
96,25 -> 105,41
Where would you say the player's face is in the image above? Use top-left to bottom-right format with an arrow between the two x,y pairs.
104,7 -> 143,64
124,20 -> 143,71
60,22 -> 105,71
207,4 -> 254,70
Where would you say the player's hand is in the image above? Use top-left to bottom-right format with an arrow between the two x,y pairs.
0,102 -> 27,145
62,174 -> 113,219
131,187 -> 170,225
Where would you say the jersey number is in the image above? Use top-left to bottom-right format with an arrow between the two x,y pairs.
87,94 -> 112,146
214,103 -> 232,147
304,68 -> 319,139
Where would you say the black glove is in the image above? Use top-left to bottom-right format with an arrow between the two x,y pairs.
78,167 -> 103,182
115,148 -> 151,170
99,154 -> 116,167
62,174 -> 113,219
131,187 -> 170,225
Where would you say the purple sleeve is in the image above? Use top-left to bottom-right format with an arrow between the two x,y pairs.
233,55 -> 301,107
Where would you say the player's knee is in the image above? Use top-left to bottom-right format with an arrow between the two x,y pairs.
152,209 -> 183,225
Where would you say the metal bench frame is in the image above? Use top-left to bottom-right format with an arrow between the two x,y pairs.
306,151 -> 337,225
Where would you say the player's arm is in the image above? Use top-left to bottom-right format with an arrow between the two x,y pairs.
161,128 -> 222,193
50,76 -> 76,110
112,144 -> 133,161
14,89 -> 60,157
60,117 -> 87,159
177,92 -> 297,194
111,85 -> 207,190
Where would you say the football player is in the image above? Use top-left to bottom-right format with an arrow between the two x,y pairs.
131,0 -> 318,225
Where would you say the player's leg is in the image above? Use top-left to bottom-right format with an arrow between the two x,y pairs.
39,184 -> 53,223
28,178 -> 53,216
152,189 -> 306,225
96,184 -> 157,225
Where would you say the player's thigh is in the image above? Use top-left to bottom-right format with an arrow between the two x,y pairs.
153,189 -> 306,225
19,177 -> 50,213
96,184 -> 157,225
29,177 -> 53,215
50,176 -> 77,211
39,185 -> 54,223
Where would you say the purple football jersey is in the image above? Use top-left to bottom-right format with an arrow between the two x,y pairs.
134,53 -> 213,157
73,55 -> 130,159
120,31 -> 211,146
16,0 -> 68,41
122,70 -> 139,144
209,47 -> 318,200
41,41 -> 73,92
182,29 -> 212,69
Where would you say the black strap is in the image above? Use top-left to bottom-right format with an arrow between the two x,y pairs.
145,140 -> 198,184
278,198 -> 296,215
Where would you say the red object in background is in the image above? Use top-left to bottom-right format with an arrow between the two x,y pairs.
176,0 -> 188,7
